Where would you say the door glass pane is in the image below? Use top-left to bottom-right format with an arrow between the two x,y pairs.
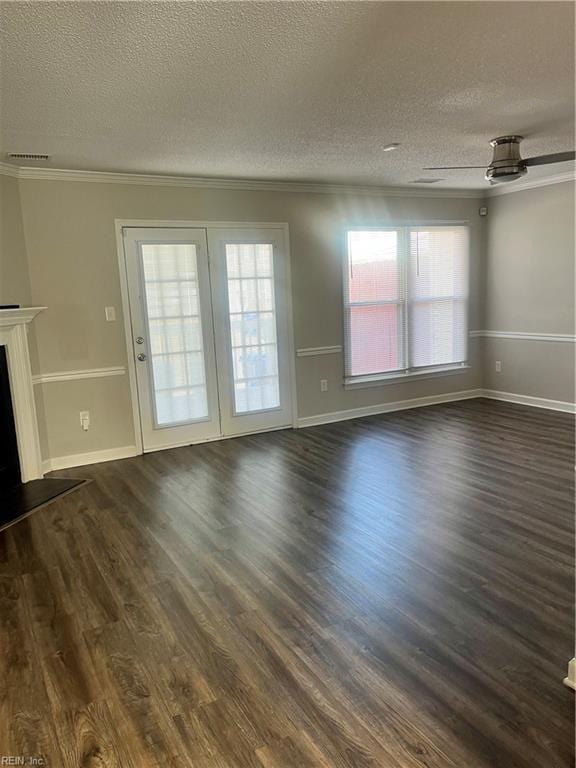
225,244 -> 280,414
140,243 -> 209,426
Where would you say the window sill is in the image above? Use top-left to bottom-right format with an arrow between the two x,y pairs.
344,363 -> 471,390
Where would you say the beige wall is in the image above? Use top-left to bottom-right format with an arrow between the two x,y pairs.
483,181 -> 575,402
0,173 -> 31,306
0,173 -> 47,453
482,337 -> 574,403
16,178 -> 485,459
6,173 -> 575,462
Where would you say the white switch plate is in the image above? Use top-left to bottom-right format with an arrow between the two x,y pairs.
495,360 -> 502,373
79,411 -> 90,431
320,379 -> 328,392
105,306 -> 116,322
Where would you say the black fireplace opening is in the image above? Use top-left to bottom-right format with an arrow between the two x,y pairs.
0,345 -> 21,492
0,342 -> 85,530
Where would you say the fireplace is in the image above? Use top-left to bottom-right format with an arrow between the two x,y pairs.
0,345 -> 21,491
0,306 -> 46,482
0,307 -> 84,536
0,307 -> 87,529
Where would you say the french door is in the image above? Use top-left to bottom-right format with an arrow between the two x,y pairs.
123,225 -> 293,452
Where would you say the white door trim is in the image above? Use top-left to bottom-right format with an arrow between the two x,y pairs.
115,219 -> 298,456
207,227 -> 294,435
123,227 -> 222,450
283,223 -> 299,430
116,222 -> 145,454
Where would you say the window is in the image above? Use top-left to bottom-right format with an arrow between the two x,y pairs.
344,225 -> 469,384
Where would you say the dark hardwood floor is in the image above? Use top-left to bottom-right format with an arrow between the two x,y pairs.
0,398 -> 573,767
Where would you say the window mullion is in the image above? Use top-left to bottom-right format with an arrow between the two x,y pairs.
402,227 -> 410,372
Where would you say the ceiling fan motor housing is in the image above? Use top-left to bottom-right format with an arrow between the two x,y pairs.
485,135 -> 528,183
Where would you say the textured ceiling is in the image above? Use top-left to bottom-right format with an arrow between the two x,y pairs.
0,1 -> 574,189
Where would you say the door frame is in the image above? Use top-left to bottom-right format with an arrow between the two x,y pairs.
115,219 -> 298,455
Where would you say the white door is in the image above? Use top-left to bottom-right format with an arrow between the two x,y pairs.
123,228 -> 221,451
208,228 -> 294,437
123,225 -> 293,451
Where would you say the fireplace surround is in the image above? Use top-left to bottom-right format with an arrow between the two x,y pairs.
0,345 -> 21,491
0,307 -> 46,482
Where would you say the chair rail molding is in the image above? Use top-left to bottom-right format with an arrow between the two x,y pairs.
33,365 -> 127,384
296,345 -> 343,357
470,330 -> 575,343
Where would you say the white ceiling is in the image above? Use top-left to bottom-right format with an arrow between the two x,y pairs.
1,1 -> 574,189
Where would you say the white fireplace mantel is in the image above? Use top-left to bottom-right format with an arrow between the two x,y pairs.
0,306 -> 46,481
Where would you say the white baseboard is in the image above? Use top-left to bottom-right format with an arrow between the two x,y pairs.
297,389 -> 484,428
481,389 -> 576,414
297,387 -> 575,429
42,445 -> 138,472
39,390 -> 573,470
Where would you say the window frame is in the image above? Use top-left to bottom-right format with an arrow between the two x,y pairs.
343,222 -> 470,388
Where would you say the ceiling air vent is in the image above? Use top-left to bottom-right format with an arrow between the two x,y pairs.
7,152 -> 51,161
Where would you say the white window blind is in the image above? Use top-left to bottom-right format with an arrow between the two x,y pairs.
344,225 -> 469,381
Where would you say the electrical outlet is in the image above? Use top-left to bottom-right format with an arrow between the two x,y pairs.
79,411 -> 90,431
320,379 -> 328,392
105,306 -> 116,322
495,360 -> 502,373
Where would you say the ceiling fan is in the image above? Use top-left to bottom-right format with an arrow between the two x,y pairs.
424,135 -> 576,184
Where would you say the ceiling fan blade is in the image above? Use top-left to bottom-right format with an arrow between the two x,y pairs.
524,151 -> 576,167
423,166 -> 486,170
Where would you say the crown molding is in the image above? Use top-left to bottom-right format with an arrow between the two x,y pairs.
0,163 -> 486,198
486,171 -> 575,197
2,160 -> 572,198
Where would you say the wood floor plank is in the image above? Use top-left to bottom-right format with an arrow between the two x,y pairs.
84,620 -> 189,767
0,574 -> 63,765
256,730 -> 333,768
54,699 -> 138,768
0,399 -> 573,766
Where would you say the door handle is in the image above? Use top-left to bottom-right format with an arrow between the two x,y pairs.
135,336 -> 145,345
137,353 -> 147,362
